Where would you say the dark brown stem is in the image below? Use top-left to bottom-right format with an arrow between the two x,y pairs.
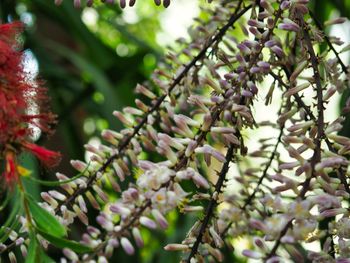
309,10 -> 348,74
186,144 -> 235,262
270,71 -> 350,194
266,14 -> 326,259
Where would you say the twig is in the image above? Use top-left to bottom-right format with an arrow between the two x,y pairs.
266,14 -> 327,259
269,71 -> 350,194
309,10 -> 348,74
186,144 -> 235,262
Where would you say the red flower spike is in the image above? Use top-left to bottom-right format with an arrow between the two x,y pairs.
3,151 -> 18,184
0,21 -> 61,183
23,142 -> 61,167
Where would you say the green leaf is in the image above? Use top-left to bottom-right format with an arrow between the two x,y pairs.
36,228 -> 93,253
0,190 -> 22,243
25,231 -> 56,263
39,250 -> 56,263
25,232 -> 40,263
26,195 -> 67,238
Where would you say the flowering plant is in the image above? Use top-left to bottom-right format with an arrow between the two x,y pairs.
1,0 -> 350,262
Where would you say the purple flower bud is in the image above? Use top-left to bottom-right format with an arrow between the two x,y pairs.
63,248 -> 79,261
140,216 -> 157,229
242,249 -> 263,259
270,45 -> 284,57
70,160 -> 87,173
152,209 -> 169,229
54,0 -> 64,5
121,237 -> 135,255
248,19 -> 265,29
132,228 -> 144,247
73,0 -> 81,8
119,0 -> 126,8
192,172 -> 210,189
281,1 -> 290,10
164,243 -> 188,251
110,203 -> 131,217
163,0 -> 170,8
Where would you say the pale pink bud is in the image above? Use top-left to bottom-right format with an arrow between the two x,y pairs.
182,206 -> 204,212
41,192 -> 58,208
321,208 -> 347,218
242,249 -> 263,259
266,256 -> 282,263
54,0 -> 64,5
73,204 -> 89,225
140,216 -> 157,229
209,226 -> 223,248
135,84 -> 156,99
93,185 -> 109,203
152,209 -> 168,229
192,172 -> 210,189
281,1 -> 290,10
113,161 -> 125,181
164,243 -> 188,251
96,214 -> 113,231
132,228 -> 144,247
195,145 -> 225,162
8,252 -> 17,263
70,160 -> 87,173
248,19 -> 265,28
325,17 -> 347,26
110,203 -> 131,217
278,22 -> 300,32
121,237 -> 135,255
113,111 -> 133,126
73,0 -> 81,8
49,190 -> 66,201
271,45 -> 284,57
63,248 -> 79,261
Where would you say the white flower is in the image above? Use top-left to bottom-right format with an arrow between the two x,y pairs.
137,165 -> 174,190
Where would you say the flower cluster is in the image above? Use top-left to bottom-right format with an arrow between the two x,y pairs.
54,0 -> 172,8
1,0 -> 350,262
0,22 -> 60,184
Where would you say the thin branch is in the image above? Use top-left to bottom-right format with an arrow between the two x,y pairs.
219,123 -> 284,238
309,10 -> 349,74
270,71 -> 350,194
186,144 -> 235,262
266,14 -> 327,259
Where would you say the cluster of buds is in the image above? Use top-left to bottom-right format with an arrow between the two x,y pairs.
1,0 -> 350,262
0,22 -> 60,184
54,0 -> 172,8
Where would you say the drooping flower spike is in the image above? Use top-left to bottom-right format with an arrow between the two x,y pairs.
0,22 -> 61,184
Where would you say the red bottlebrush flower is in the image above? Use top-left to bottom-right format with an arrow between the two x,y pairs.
0,21 -> 61,183
3,151 -> 18,183
22,142 -> 61,167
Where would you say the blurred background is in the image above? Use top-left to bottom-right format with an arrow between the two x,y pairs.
0,0 -> 349,262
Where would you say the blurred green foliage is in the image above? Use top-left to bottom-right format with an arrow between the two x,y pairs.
0,0 -> 349,262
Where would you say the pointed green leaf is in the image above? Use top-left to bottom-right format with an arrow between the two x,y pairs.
26,195 -> 67,238
25,232 -> 41,263
39,250 -> 55,263
36,228 -> 92,254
